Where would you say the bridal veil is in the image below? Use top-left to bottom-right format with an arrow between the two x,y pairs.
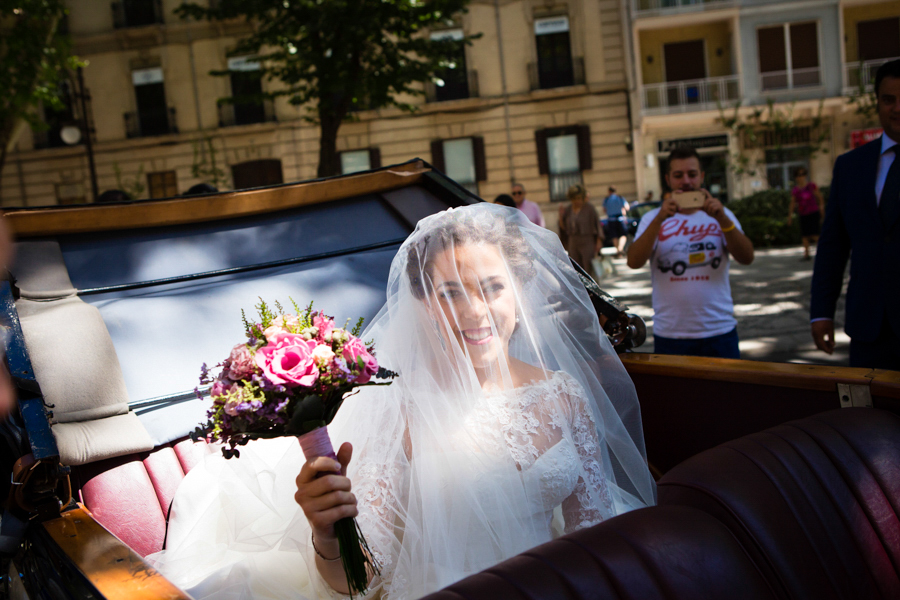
149,203 -> 656,600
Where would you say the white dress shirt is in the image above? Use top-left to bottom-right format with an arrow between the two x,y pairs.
876,133 -> 899,206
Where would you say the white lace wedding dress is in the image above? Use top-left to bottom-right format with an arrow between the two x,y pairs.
149,204 -> 656,599
149,372 -> 616,600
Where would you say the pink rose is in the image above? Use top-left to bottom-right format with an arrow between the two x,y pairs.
342,337 -> 378,383
255,333 -> 320,387
210,378 -> 231,398
226,344 -> 257,380
314,312 -> 335,340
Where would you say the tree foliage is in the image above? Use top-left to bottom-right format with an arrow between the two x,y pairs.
178,0 -> 477,177
717,99 -> 829,177
0,0 -> 81,198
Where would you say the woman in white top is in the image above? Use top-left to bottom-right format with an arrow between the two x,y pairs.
149,203 -> 656,599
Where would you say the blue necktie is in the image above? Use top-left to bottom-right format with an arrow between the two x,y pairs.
880,146 -> 900,231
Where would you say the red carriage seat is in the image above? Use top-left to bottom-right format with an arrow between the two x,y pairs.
71,439 -> 214,557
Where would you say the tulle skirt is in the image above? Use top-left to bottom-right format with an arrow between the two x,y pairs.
146,437 -> 341,600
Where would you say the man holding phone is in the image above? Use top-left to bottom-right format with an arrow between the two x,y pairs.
627,146 -> 754,358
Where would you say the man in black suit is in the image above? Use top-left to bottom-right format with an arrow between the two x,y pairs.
810,59 -> 900,370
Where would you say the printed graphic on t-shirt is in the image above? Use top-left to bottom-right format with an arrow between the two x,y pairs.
655,219 -> 723,278
633,207 -> 742,338
656,240 -> 722,276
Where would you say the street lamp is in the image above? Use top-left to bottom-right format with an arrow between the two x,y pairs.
62,66 -> 98,202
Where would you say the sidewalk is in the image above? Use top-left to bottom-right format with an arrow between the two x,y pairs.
597,246 -> 851,366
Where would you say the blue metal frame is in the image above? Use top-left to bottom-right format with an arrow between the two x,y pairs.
0,280 -> 58,461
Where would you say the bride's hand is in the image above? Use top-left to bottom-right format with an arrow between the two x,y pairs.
294,442 -> 358,544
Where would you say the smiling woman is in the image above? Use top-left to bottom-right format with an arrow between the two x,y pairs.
149,203 -> 655,599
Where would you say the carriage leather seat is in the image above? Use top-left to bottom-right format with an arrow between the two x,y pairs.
421,407 -> 900,600
70,408 -> 899,599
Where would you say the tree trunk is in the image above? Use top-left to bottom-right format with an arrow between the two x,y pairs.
317,112 -> 343,178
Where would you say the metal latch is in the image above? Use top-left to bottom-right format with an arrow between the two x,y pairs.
837,383 -> 873,408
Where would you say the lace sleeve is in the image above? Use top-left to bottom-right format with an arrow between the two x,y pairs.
559,375 -> 615,535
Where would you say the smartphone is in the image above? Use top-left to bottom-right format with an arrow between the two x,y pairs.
673,190 -> 706,210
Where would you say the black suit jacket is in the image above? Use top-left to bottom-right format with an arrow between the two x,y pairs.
810,138 -> 900,342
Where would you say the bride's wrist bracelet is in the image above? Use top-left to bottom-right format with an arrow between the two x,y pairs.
311,532 -> 342,562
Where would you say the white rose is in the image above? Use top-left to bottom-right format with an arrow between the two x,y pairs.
311,344 -> 336,366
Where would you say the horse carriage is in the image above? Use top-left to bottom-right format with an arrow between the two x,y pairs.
1,161 -> 898,600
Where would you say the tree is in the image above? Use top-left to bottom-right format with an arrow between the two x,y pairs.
178,0 -> 476,177
0,1 -> 81,201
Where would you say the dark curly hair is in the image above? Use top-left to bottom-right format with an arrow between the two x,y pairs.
406,209 -> 536,299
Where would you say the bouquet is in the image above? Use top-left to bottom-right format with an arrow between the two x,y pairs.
193,299 -> 394,597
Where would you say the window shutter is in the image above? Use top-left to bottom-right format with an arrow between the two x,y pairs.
430,140 -> 446,173
369,147 -> 382,169
535,129 -> 550,175
472,136 -> 487,182
576,125 -> 592,171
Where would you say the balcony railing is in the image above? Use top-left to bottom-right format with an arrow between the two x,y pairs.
124,107 -> 177,138
844,56 -> 900,95
425,70 -> 479,103
528,57 -> 585,92
112,0 -> 163,28
218,99 -> 277,127
549,170 -> 583,202
641,75 -> 740,115
760,67 -> 822,92
632,0 -> 734,15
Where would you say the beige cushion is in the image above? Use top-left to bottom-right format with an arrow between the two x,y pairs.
16,296 -> 154,464
12,241 -> 77,300
51,414 -> 154,466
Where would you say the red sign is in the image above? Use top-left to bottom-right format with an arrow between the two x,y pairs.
850,128 -> 883,148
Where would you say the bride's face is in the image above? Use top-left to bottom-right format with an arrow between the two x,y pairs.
429,243 -> 517,371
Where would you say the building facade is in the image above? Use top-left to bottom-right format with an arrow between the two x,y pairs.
1,0 -> 642,230
627,0 -> 900,202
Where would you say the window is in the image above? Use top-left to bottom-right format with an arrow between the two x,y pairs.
857,17 -> 900,62
112,0 -> 163,29
340,149 -> 381,175
147,171 -> 178,199
535,126 -> 592,202
533,16 -> 575,89
128,68 -> 175,137
429,30 -> 471,102
430,137 -> 487,195
220,57 -> 274,127
231,159 -> 283,190
758,22 -> 820,91
765,148 -> 809,190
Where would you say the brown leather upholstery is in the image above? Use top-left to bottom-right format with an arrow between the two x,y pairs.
421,506 -> 778,600
658,408 -> 900,600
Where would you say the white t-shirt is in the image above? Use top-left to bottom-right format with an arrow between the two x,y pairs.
634,207 -> 742,339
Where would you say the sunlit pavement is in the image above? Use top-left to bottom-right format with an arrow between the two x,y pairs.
596,246 -> 851,366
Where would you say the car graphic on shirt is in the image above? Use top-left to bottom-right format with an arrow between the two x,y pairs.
657,241 -> 722,276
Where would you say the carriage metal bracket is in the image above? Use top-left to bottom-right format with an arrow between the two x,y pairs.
837,383 -> 873,408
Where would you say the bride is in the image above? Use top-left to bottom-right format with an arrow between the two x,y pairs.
148,203 -> 656,599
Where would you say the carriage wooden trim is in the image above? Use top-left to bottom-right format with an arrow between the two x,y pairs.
42,506 -> 189,600
3,161 -> 429,238
620,353 -> 878,394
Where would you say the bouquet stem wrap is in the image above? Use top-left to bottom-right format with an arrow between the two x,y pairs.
299,426 -> 379,597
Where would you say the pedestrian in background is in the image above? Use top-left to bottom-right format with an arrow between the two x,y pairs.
787,167 -> 824,261
559,184 -> 602,281
602,186 -> 630,258
493,194 -> 517,208
627,146 -> 754,359
810,59 -> 900,370
511,183 -> 545,227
